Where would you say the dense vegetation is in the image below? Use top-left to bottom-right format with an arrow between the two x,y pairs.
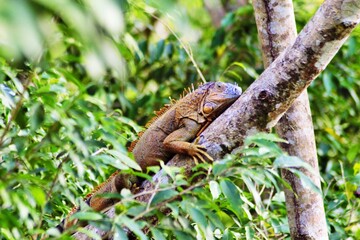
0,0 -> 359,239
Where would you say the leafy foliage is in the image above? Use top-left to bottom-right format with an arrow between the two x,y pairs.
0,0 -> 359,239
61,134 -> 305,239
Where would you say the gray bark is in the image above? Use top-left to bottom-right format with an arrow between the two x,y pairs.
73,0 -> 360,238
252,0 -> 328,239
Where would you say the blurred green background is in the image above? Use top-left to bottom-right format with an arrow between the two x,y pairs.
0,0 -> 359,239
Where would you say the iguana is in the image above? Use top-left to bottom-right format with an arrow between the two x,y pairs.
58,82 -> 242,231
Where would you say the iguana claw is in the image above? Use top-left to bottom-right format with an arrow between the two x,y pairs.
190,137 -> 213,165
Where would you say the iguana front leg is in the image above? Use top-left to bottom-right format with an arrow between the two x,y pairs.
163,118 -> 213,164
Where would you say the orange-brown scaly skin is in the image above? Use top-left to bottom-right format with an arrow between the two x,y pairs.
59,82 -> 242,231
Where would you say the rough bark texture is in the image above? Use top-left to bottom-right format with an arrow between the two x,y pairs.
252,0 -> 328,239
73,0 -> 360,238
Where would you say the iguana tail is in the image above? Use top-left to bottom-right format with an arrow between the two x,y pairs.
56,172 -> 138,232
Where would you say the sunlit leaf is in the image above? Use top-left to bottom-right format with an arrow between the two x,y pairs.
209,180 -> 221,200
29,186 -> 46,207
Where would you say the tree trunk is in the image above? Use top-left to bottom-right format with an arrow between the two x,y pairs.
73,0 -> 360,238
252,0 -> 328,239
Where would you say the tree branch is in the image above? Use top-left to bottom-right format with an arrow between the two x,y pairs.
252,0 -> 328,238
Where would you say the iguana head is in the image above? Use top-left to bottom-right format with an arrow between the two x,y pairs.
199,82 -> 242,120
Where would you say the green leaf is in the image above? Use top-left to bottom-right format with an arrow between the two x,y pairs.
242,175 -> 264,215
347,144 -> 358,162
151,227 -> 166,240
220,179 -> 245,220
119,216 -> 148,240
245,133 -> 287,144
164,43 -> 174,58
273,155 -> 317,176
13,136 -> 26,154
213,159 -> 232,176
1,227 -> 15,239
188,207 -> 207,231
127,205 -> 147,217
29,186 -> 46,207
173,231 -> 194,240
150,189 -> 178,206
218,211 -> 235,228
114,224 -> 128,240
226,70 -> 242,81
209,180 -> 221,200
211,28 -> 225,47
229,62 -> 259,79
322,71 -> 334,94
70,212 -> 103,221
349,87 -> 360,107
221,13 -> 235,28
160,161 -> 182,180
354,163 -> 360,175
91,154 -> 129,170
345,37 -> 356,57
29,102 -> 45,132
150,40 -> 165,63
287,169 -> 322,195
221,228 -> 234,240
107,149 -> 141,171
15,106 -> 28,129
204,209 -> 225,231
245,225 -> 254,240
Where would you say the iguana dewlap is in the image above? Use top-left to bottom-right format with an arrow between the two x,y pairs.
59,82 -> 241,231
